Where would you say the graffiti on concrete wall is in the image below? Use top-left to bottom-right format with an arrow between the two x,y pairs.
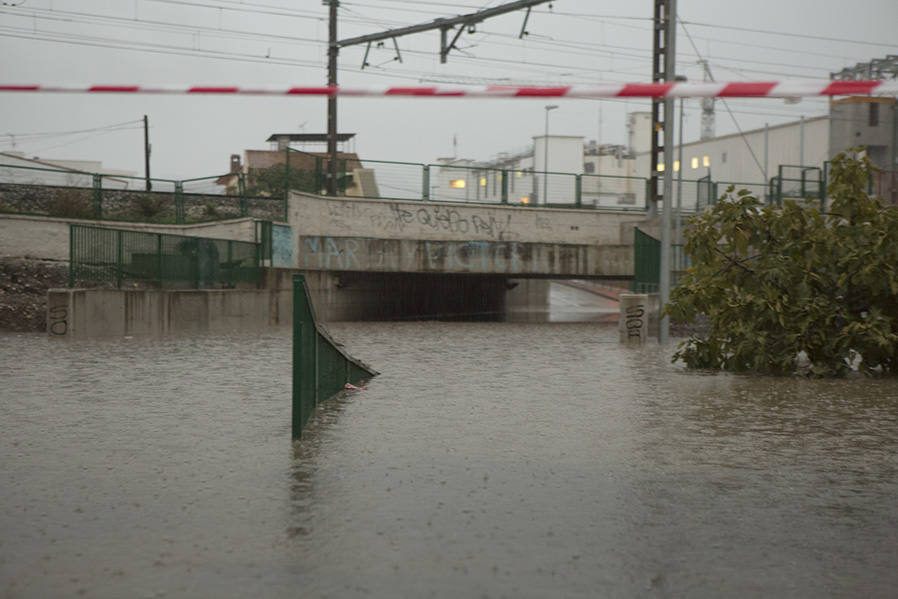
271,224 -> 293,267
300,235 -> 591,275
324,201 -> 519,241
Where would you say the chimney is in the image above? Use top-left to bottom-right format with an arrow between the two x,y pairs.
230,154 -> 241,174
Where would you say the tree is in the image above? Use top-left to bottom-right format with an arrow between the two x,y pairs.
665,152 -> 898,377
245,164 -> 318,198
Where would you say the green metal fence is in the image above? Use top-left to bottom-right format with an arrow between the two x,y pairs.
0,163 -> 285,224
631,227 -> 687,294
6,153 -> 838,223
69,224 -> 261,289
292,274 -> 377,440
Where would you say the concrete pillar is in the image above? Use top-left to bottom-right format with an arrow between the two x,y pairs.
620,293 -> 649,344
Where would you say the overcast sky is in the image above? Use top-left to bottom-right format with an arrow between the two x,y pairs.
1,0 -> 896,182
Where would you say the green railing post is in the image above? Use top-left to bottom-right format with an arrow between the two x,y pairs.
175,182 -> 185,224
315,156 -> 322,194
227,240 -> 233,287
422,165 -> 430,201
644,179 -> 652,211
501,169 -> 509,204
68,224 -> 75,288
575,174 -> 582,208
157,233 -> 163,288
116,229 -> 123,289
92,174 -> 103,219
238,173 -> 248,217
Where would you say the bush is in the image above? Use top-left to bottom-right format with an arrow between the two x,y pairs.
665,151 -> 898,377
48,189 -> 94,219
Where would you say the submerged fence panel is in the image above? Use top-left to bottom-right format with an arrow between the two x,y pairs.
631,227 -> 687,294
292,274 -> 377,440
69,224 -> 261,289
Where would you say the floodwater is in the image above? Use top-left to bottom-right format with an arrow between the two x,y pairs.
2,291 -> 898,597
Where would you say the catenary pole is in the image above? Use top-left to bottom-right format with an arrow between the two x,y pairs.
327,1 -> 339,196
659,0 -> 676,344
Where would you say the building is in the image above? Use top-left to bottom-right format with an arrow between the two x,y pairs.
0,151 -> 135,189
216,133 -> 379,198
433,96 -> 897,208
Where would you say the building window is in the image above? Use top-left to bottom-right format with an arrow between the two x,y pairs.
721,152 -> 727,164
674,160 -> 680,172
449,179 -> 466,189
584,162 -> 595,174
870,103 -> 880,127
703,155 -> 710,167
691,157 -> 699,169
479,177 -> 487,187
657,163 -> 665,172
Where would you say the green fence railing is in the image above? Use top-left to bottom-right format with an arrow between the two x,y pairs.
69,224 -> 262,289
292,274 -> 377,440
631,227 -> 688,294
0,163 -> 285,224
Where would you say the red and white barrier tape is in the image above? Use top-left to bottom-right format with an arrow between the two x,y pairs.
1,81 -> 896,98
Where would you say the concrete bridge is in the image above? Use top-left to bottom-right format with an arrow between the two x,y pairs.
280,192 -> 646,320
1,192 -> 652,330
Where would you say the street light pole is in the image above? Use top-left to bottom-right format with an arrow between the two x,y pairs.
543,104 -> 558,205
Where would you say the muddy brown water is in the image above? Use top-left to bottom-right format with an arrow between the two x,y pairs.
2,290 -> 897,597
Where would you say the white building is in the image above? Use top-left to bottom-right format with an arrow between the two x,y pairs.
0,152 -> 135,189
433,99 -> 896,208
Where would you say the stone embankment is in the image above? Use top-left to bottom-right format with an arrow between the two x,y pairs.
0,258 -> 68,332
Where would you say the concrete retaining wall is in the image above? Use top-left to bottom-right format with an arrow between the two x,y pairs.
47,287 -> 289,338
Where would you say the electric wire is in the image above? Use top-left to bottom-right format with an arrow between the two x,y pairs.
679,18 -> 767,179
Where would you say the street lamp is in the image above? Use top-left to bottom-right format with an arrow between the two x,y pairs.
543,104 -> 558,205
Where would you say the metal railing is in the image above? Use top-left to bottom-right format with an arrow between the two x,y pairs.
69,224 -> 262,289
0,163 -> 285,224
631,227 -> 688,294
292,274 -> 377,440
284,152 -> 746,211
6,153 -> 837,225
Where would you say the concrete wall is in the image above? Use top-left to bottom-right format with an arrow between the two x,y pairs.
0,213 -> 258,261
47,286 -> 289,338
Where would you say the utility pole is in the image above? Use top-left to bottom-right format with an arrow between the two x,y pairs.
326,0 -> 339,195
143,114 -> 151,191
326,0 -> 550,196
659,0 -> 677,344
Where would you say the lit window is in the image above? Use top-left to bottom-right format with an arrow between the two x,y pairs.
449,179 -> 466,189
691,157 -> 699,169
515,171 -> 522,178
674,161 -> 680,172
480,177 -> 487,187
521,197 -> 530,204
657,163 -> 665,172
703,155 -> 710,167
